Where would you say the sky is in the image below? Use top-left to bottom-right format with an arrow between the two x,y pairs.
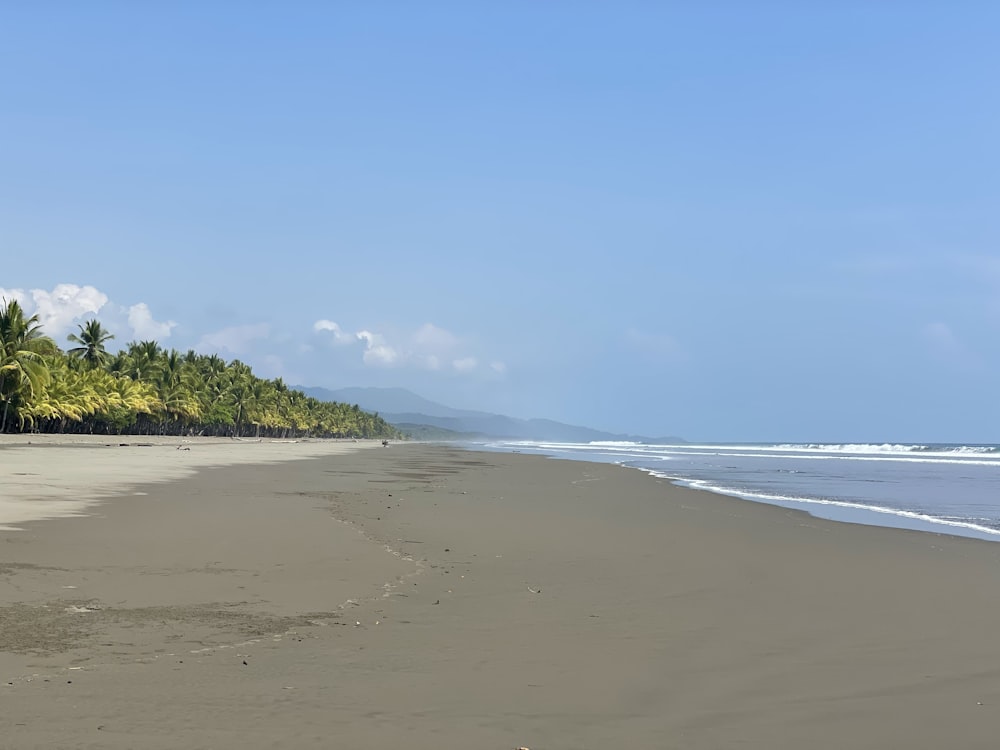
2,2 -> 999,442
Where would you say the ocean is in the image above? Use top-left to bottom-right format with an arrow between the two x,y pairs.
471,440 -> 1000,542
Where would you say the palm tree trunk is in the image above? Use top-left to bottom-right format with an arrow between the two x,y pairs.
0,372 -> 7,433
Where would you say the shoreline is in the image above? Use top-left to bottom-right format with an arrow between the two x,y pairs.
4,443 -> 1000,748
471,440 -> 1000,543
659,469 -> 1000,542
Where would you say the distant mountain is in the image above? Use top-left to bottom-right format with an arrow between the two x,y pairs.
294,385 -> 683,443
300,386 -> 482,419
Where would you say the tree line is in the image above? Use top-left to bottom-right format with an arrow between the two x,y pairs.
0,299 -> 401,439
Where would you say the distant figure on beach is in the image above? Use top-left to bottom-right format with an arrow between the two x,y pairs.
382,439 -> 389,447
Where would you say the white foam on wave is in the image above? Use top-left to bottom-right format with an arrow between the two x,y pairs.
493,439 -> 999,455
770,443 -> 1000,457
774,443 -> 927,453
665,448 -> 1000,468
645,471 -> 1000,539
495,440 -> 663,455
487,439 -> 1000,469
488,438 -> 1000,541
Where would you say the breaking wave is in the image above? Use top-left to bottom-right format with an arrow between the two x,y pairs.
771,443 -> 1000,455
649,472 -> 1000,540
476,437 -> 1000,542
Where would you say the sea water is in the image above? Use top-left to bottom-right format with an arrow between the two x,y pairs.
472,440 -> 1000,542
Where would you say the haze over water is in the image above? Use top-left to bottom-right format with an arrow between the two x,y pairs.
476,440 -> 1000,542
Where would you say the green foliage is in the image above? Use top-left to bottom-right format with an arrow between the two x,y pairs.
67,319 -> 115,368
0,302 -> 401,439
0,298 -> 57,432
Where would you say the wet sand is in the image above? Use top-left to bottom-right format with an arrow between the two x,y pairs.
3,442 -> 1000,749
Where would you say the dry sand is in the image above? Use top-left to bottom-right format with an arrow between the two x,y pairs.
3,442 -> 1000,749
0,434 -> 383,530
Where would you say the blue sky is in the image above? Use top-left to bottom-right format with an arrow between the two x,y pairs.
3,3 -> 999,442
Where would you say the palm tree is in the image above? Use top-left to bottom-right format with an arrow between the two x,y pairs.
226,362 -> 255,437
0,305 -> 403,439
0,299 -> 57,432
67,319 -> 115,368
272,377 -> 290,437
122,340 -> 162,381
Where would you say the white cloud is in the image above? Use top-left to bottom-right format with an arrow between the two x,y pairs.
313,319 -> 355,344
312,318 -> 496,375
198,323 -> 271,355
30,284 -> 108,335
128,302 -> 177,340
356,330 -> 399,366
1,284 -> 182,346
410,323 -> 464,370
0,287 -> 28,307
413,322 -> 459,351
490,361 -> 507,374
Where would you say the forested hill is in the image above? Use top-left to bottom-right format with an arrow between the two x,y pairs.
0,300 -> 400,439
299,386 -> 685,443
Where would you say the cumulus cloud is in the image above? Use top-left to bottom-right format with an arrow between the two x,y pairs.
312,317 -> 497,374
313,319 -> 354,344
128,303 -> 177,340
0,287 -> 28,307
197,323 -> 271,355
0,283 -> 176,345
356,330 -> 399,366
15,284 -> 109,335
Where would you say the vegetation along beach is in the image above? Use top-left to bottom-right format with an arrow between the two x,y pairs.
0,300 -> 399,439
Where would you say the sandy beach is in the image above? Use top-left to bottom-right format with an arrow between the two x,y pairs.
3,441 -> 1000,749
